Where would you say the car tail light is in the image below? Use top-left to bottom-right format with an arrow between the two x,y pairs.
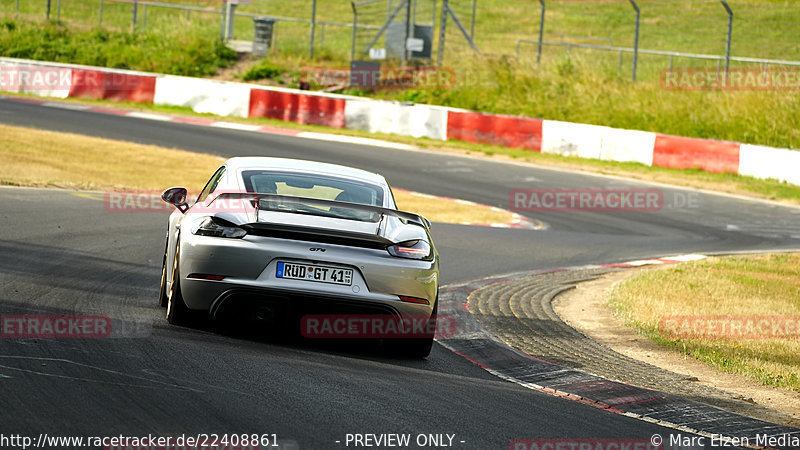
192,216 -> 247,239
387,240 -> 432,261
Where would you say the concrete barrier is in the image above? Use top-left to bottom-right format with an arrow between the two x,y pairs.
249,87 -> 347,127
599,128 -> 656,167
447,110 -> 542,150
1,56 -> 798,186
69,68 -> 155,103
345,100 -> 448,140
0,59 -> 71,98
653,134 -> 740,173
541,120 -> 606,159
739,144 -> 800,185
155,76 -> 250,118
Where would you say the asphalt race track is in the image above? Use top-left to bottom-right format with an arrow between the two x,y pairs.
2,98 -> 800,449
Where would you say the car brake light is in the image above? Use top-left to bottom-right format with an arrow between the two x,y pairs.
192,216 -> 247,239
387,240 -> 432,261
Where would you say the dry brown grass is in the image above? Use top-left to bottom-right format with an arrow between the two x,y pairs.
0,124 -> 517,225
0,124 -> 224,191
609,253 -> 800,391
394,189 -> 515,226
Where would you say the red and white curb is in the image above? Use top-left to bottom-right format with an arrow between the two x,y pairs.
3,56 -> 800,187
8,96 -> 416,151
596,253 -> 707,268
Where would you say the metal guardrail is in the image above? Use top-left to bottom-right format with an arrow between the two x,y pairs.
94,0 -> 381,48
17,0 -> 800,75
515,39 -> 800,73
121,0 -> 383,55
132,1 -> 378,29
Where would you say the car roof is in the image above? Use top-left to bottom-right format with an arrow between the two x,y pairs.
224,157 -> 387,186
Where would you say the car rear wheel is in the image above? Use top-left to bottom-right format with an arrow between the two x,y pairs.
401,335 -> 434,359
157,240 -> 168,308
166,241 -> 191,325
388,295 -> 438,359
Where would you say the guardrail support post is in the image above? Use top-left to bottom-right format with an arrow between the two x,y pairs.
220,0 -> 226,41
628,0 -> 639,82
721,1 -> 733,77
226,3 -> 238,40
537,0 -> 545,64
310,0 -> 317,59
350,1 -> 357,61
470,0 -> 476,39
437,0 -> 448,66
132,0 -> 138,31
404,0 -> 411,64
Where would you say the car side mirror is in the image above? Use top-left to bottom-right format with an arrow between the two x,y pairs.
162,187 -> 188,213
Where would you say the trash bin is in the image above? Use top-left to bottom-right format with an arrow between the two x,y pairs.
253,18 -> 275,57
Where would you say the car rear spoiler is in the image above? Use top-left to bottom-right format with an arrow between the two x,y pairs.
210,192 -> 432,231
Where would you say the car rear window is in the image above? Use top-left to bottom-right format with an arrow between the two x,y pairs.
241,170 -> 384,206
240,170 -> 386,222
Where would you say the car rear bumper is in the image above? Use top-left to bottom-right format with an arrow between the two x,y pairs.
177,233 -> 438,319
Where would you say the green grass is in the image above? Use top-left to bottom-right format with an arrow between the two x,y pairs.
609,254 -> 800,391
7,0 -> 798,64
242,59 -> 285,81
1,0 -> 800,148
0,16 -> 236,76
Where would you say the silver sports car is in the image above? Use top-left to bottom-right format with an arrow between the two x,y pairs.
158,157 -> 439,357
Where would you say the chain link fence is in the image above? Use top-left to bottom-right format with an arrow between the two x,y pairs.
502,0 -> 800,81
3,0 -> 800,81
350,0 -> 436,63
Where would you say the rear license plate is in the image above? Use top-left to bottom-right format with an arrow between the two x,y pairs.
276,262 -> 353,286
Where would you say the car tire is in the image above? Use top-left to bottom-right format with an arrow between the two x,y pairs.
388,295 -> 438,359
157,240 -> 168,308
402,336 -> 434,359
166,241 -> 192,325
